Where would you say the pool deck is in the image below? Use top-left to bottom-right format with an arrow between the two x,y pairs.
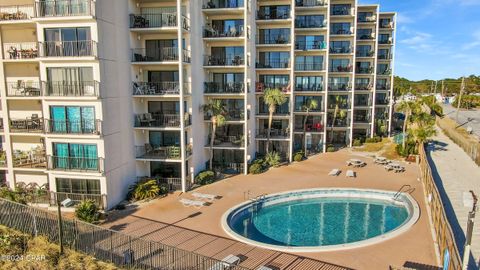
104,150 -> 440,270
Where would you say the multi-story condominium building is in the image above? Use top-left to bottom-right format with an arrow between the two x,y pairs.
0,0 -> 395,209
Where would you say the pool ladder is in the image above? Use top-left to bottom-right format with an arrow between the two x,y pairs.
244,190 -> 267,202
393,185 -> 415,201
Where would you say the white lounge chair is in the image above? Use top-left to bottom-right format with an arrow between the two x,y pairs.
192,192 -> 217,201
346,170 -> 356,178
179,198 -> 206,208
328,169 -> 341,176
257,266 -> 274,270
208,254 -> 241,270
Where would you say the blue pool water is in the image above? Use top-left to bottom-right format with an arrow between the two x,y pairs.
228,197 -> 409,247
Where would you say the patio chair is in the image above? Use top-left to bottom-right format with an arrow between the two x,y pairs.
384,164 -> 393,171
328,169 -> 341,176
208,254 -> 241,270
394,166 -> 405,173
179,198 -> 206,209
346,170 -> 356,178
192,192 -> 217,202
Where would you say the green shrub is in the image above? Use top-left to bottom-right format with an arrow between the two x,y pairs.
293,152 -> 304,162
249,163 -> 263,174
395,142 -> 417,157
264,151 -> 281,167
353,139 -> 363,147
128,179 -> 160,201
326,145 -> 336,152
365,136 -> 382,143
253,158 -> 264,165
75,200 -> 100,223
195,170 -> 215,185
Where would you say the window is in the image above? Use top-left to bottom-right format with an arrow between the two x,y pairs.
258,5 -> 290,19
149,131 -> 180,147
46,67 -> 94,96
259,75 -> 290,88
295,76 -> 323,91
211,19 -> 244,35
379,34 -> 391,43
211,46 -> 244,59
328,77 -> 350,90
258,52 -> 290,68
145,39 -> 182,61
50,106 -> 95,134
44,27 -> 92,56
295,96 -> 322,111
53,143 -> 98,170
295,55 -> 323,71
357,28 -> 373,39
329,59 -> 351,72
330,23 -> 352,35
296,35 -> 324,50
331,4 -> 351,15
358,12 -> 374,22
330,41 -> 351,53
356,45 -> 372,57
295,15 -> 325,28
148,71 -> 179,82
258,28 -> 290,44
56,178 -> 101,194
38,0 -> 91,16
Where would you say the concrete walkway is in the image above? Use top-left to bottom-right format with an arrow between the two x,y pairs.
426,127 -> 480,269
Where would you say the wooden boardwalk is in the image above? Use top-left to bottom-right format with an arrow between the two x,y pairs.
105,215 -> 353,270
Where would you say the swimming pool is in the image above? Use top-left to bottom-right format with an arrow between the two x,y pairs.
222,188 -> 419,252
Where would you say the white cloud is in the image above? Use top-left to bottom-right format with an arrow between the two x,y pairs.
396,13 -> 414,24
400,31 -> 436,52
461,30 -> 480,50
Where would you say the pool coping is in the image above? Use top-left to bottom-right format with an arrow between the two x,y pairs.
221,188 -> 420,253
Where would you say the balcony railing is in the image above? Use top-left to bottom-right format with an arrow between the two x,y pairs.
256,35 -> 290,45
358,16 -> 376,23
378,54 -> 393,60
356,50 -> 374,57
45,119 -> 102,135
256,129 -> 289,138
379,38 -> 393,45
353,116 -> 371,123
355,84 -> 373,90
6,81 -> 41,97
205,111 -> 243,121
376,84 -> 389,90
331,7 -> 354,16
132,47 -> 190,63
35,0 -> 95,17
0,5 -> 35,20
204,27 -> 244,38
327,118 -> 350,127
256,59 -> 290,69
133,81 -> 186,95
130,13 -> 190,30
295,63 -> 324,71
210,162 -> 245,174
358,34 -> 375,40
327,101 -> 350,109
13,150 -> 46,169
330,29 -> 353,35
203,0 -> 244,9
47,156 -> 104,173
376,99 -> 390,105
135,145 -> 182,160
45,191 -> 106,209
296,105 -> 323,112
295,19 -> 326,29
295,84 -> 323,92
10,118 -> 44,133
380,22 -> 394,29
43,81 -> 99,97
204,82 -> 245,94
258,107 -> 290,115
208,134 -> 244,147
354,99 -> 372,106
256,82 -> 291,93
134,113 -> 189,128
377,69 -> 392,76
257,11 -> 290,20
295,41 -> 326,50
204,55 -> 244,66
295,0 -> 327,7
328,84 -> 352,91
3,43 -> 38,60
329,47 -> 353,54
39,40 -> 97,57
329,65 -> 353,72
356,67 -> 373,74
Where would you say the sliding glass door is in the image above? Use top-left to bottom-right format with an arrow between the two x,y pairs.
50,106 -> 95,134
46,67 -> 94,96
44,27 -> 92,56
53,143 -> 98,170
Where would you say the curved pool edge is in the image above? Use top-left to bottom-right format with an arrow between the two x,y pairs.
221,188 -> 420,253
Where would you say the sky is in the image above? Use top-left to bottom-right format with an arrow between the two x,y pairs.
359,0 -> 480,81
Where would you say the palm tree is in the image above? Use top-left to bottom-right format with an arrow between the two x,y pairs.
262,88 -> 287,154
329,95 -> 347,144
202,99 -> 226,170
397,100 -> 420,149
301,98 -> 318,156
411,112 -> 436,151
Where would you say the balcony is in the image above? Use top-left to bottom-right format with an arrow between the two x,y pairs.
0,5 -> 34,21
205,111 -> 244,121
330,29 -> 353,35
204,55 -> 244,67
356,67 -> 373,74
134,113 -> 190,128
354,98 -> 371,107
295,63 -> 324,71
47,156 -> 104,173
377,69 -> 392,76
3,43 -> 38,60
35,0 -> 95,17
204,82 -> 245,94
130,14 -> 190,31
329,47 -> 353,54
355,83 -> 373,91
45,119 -> 102,135
295,41 -> 326,50
43,81 -> 99,97
378,54 -> 393,60
204,27 -> 244,38
358,16 -> 376,23
6,81 -> 41,97
379,38 -> 393,45
357,34 -> 375,41
256,82 -> 291,93
203,0 -> 244,9
295,0 -> 327,7
256,129 -> 289,139
257,35 -> 290,45
39,40 -> 97,57
328,84 -> 351,91
132,81 -> 185,96
353,115 -> 371,123
256,59 -> 290,69
295,19 -> 326,29
257,106 -> 290,116
257,11 -> 290,21
208,134 -> 244,147
13,148 -> 46,169
329,65 -> 353,73
210,162 -> 245,174
327,118 -> 349,127
356,50 -> 374,57
40,191 -> 107,210
331,7 -> 354,16
9,117 -> 44,133
132,47 -> 191,63
376,98 -> 390,105
295,84 -> 323,92
135,145 -> 183,160
380,21 -> 394,29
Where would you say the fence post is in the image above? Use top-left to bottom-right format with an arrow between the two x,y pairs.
110,230 -> 113,263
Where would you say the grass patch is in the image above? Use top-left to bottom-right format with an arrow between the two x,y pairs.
353,138 -> 389,153
383,141 -> 402,160
438,116 -> 477,143
0,225 -> 121,270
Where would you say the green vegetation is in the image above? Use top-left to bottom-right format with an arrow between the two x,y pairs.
195,170 -> 216,185
262,88 -> 288,153
0,183 -> 48,205
394,75 -> 480,97
326,145 -> 336,152
365,136 -> 382,144
128,178 -> 167,201
75,200 -> 100,224
293,152 -> 304,162
352,139 -> 363,147
329,95 -> 347,145
202,99 -> 227,171
248,163 -> 263,174
451,95 -> 480,109
301,98 -> 319,156
0,225 -> 120,270
264,151 -> 281,168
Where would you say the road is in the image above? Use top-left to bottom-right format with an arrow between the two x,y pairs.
426,127 -> 480,269
442,104 -> 480,139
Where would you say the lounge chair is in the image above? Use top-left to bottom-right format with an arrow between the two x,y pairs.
328,169 -> 341,176
179,198 -> 206,208
346,170 -> 356,178
257,266 -> 274,270
384,164 -> 393,171
192,192 -> 217,201
208,254 -> 241,270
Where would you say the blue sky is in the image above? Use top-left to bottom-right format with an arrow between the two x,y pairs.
359,0 -> 480,81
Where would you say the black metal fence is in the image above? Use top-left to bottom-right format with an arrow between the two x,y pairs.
0,198 -> 251,270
